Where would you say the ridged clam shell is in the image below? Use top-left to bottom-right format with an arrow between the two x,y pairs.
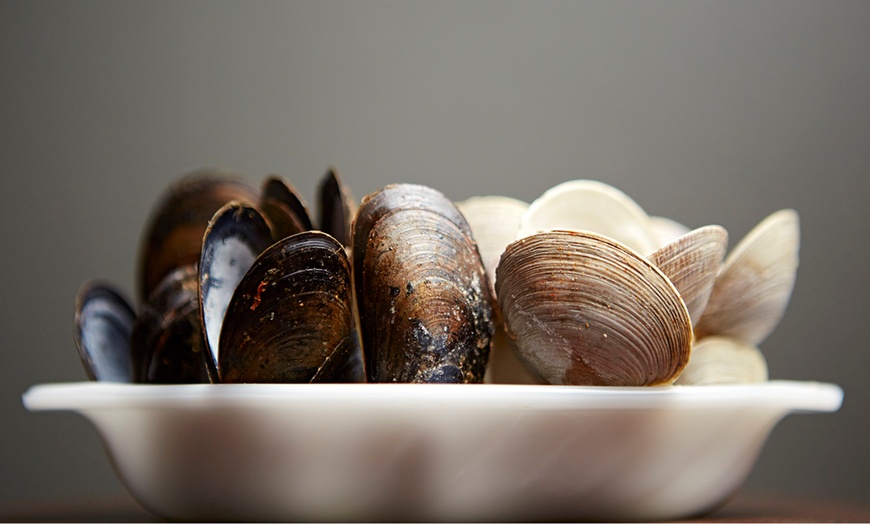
455,196 -> 532,384
496,230 -> 692,386
675,336 -> 768,385
518,180 -> 657,255
455,195 -> 528,295
648,225 -> 728,326
353,184 -> 494,383
694,209 -> 799,344
219,231 -> 363,383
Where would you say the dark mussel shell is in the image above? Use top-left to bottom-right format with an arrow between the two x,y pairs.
198,202 -> 275,382
317,168 -> 356,247
219,231 -> 363,383
73,281 -> 136,382
259,176 -> 313,241
137,169 -> 260,303
131,265 -> 210,383
352,184 -> 494,383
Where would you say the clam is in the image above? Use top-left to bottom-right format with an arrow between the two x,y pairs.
218,231 -> 363,383
496,230 -> 692,386
648,225 -> 728,326
678,209 -> 800,385
455,195 -> 536,384
353,184 -> 494,383
517,180 -> 658,255
73,281 -> 136,382
137,169 -> 259,303
455,195 -> 529,292
131,265 -> 210,383
694,209 -> 800,345
675,336 -> 768,385
649,215 -> 691,249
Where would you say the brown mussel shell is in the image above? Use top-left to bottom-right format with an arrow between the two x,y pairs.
496,230 -> 692,386
137,170 -> 259,302
198,202 -> 275,382
352,184 -> 494,383
218,231 -> 363,383
259,175 -> 313,241
73,281 -> 136,382
131,265 -> 210,383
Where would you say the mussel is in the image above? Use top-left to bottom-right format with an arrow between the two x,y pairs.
76,167 -> 367,384
75,170 -> 800,388
353,184 -> 494,383
217,230 -> 363,383
131,265 -> 210,383
317,168 -> 356,247
73,282 -> 136,382
137,169 -> 260,303
198,202 -> 275,382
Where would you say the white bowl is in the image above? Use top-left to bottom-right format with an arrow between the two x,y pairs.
23,380 -> 842,522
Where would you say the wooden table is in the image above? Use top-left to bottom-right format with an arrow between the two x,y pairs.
2,490 -> 869,522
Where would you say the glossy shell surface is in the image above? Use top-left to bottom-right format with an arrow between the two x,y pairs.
198,202 -> 275,381
73,282 -> 136,382
219,231 -> 363,383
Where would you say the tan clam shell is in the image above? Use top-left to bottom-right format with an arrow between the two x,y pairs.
517,180 -> 657,255
694,209 -> 799,345
455,196 -> 536,384
496,230 -> 692,386
648,225 -> 728,326
675,336 -> 768,385
455,195 -> 529,292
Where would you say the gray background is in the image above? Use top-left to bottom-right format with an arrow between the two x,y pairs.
2,0 -> 868,512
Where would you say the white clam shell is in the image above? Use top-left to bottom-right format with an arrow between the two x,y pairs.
648,225 -> 728,326
675,336 -> 768,385
496,230 -> 692,386
649,215 -> 692,249
694,209 -> 800,345
456,195 -> 529,292
517,180 -> 658,255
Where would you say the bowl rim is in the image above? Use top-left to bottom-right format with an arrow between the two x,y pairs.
23,379 -> 843,414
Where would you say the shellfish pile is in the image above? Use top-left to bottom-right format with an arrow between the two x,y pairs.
74,171 -> 799,387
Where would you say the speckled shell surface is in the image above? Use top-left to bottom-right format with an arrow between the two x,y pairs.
353,184 -> 494,383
